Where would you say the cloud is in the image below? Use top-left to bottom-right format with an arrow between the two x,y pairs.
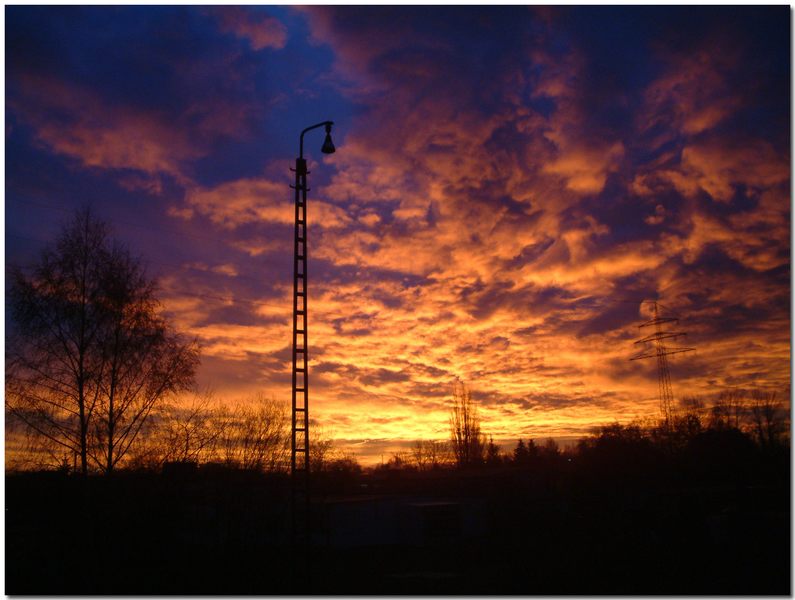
678,140 -> 788,202
641,48 -> 743,139
177,177 -> 352,230
6,7 -> 789,459
633,139 -> 788,204
542,141 -> 625,194
211,7 -> 287,50
6,9 -> 271,191
275,6 -> 790,446
8,75 -> 200,183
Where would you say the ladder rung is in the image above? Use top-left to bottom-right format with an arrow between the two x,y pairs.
295,427 -> 306,432
295,388 -> 305,393
295,310 -> 305,315
297,237 -> 305,242
296,273 -> 304,278
295,367 -> 306,372
294,447 -> 307,453
295,407 -> 306,412
297,220 -> 305,225
296,291 -> 305,297
295,329 -> 305,335
297,255 -> 305,260
295,347 -> 305,352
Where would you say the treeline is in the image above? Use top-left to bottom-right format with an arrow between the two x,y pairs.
6,392 -> 354,475
380,386 -> 789,474
7,379 -> 788,477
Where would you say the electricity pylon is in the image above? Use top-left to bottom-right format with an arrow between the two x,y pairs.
630,301 -> 694,424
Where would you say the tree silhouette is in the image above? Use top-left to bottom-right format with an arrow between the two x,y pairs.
6,208 -> 199,474
709,390 -> 744,430
541,437 -> 560,459
513,438 -> 540,466
485,435 -> 502,465
411,439 -> 452,470
449,380 -> 486,467
513,439 -> 528,463
749,390 -> 785,449
146,391 -> 221,467
215,395 -> 289,471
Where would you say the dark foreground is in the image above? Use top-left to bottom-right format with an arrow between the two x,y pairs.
6,450 -> 790,594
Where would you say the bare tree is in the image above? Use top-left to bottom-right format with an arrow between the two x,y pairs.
5,409 -> 73,472
309,425 -> 337,473
709,389 -> 745,430
749,390 -> 786,449
7,209 -> 111,474
6,208 -> 199,474
215,395 -> 289,471
152,391 -> 222,465
411,439 -> 452,470
90,246 -> 198,473
449,380 -> 486,467
385,451 -> 412,470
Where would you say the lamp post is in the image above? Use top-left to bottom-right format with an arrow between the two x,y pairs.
290,120 -> 335,555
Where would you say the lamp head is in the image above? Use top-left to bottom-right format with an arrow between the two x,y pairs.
321,123 -> 336,154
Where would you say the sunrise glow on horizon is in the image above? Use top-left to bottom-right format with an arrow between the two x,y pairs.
6,6 -> 790,465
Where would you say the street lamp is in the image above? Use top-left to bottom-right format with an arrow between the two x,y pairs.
290,120 -> 335,552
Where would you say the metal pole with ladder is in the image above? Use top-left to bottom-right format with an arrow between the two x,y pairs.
290,154 -> 310,548
289,121 -> 335,568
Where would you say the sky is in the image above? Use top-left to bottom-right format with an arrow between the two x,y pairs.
5,6 -> 791,464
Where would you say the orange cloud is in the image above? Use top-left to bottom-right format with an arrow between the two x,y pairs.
640,46 -> 743,142
211,7 -> 287,51
9,69 -> 263,192
678,140 -> 788,202
634,138 -> 787,205
158,10 -> 790,461
178,177 -> 352,230
10,75 -> 199,183
10,7 -> 786,463
542,141 -> 625,194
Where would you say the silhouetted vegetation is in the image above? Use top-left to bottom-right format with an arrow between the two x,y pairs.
6,208 -> 199,475
449,380 -> 486,467
6,386 -> 789,593
125,392 -> 292,472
